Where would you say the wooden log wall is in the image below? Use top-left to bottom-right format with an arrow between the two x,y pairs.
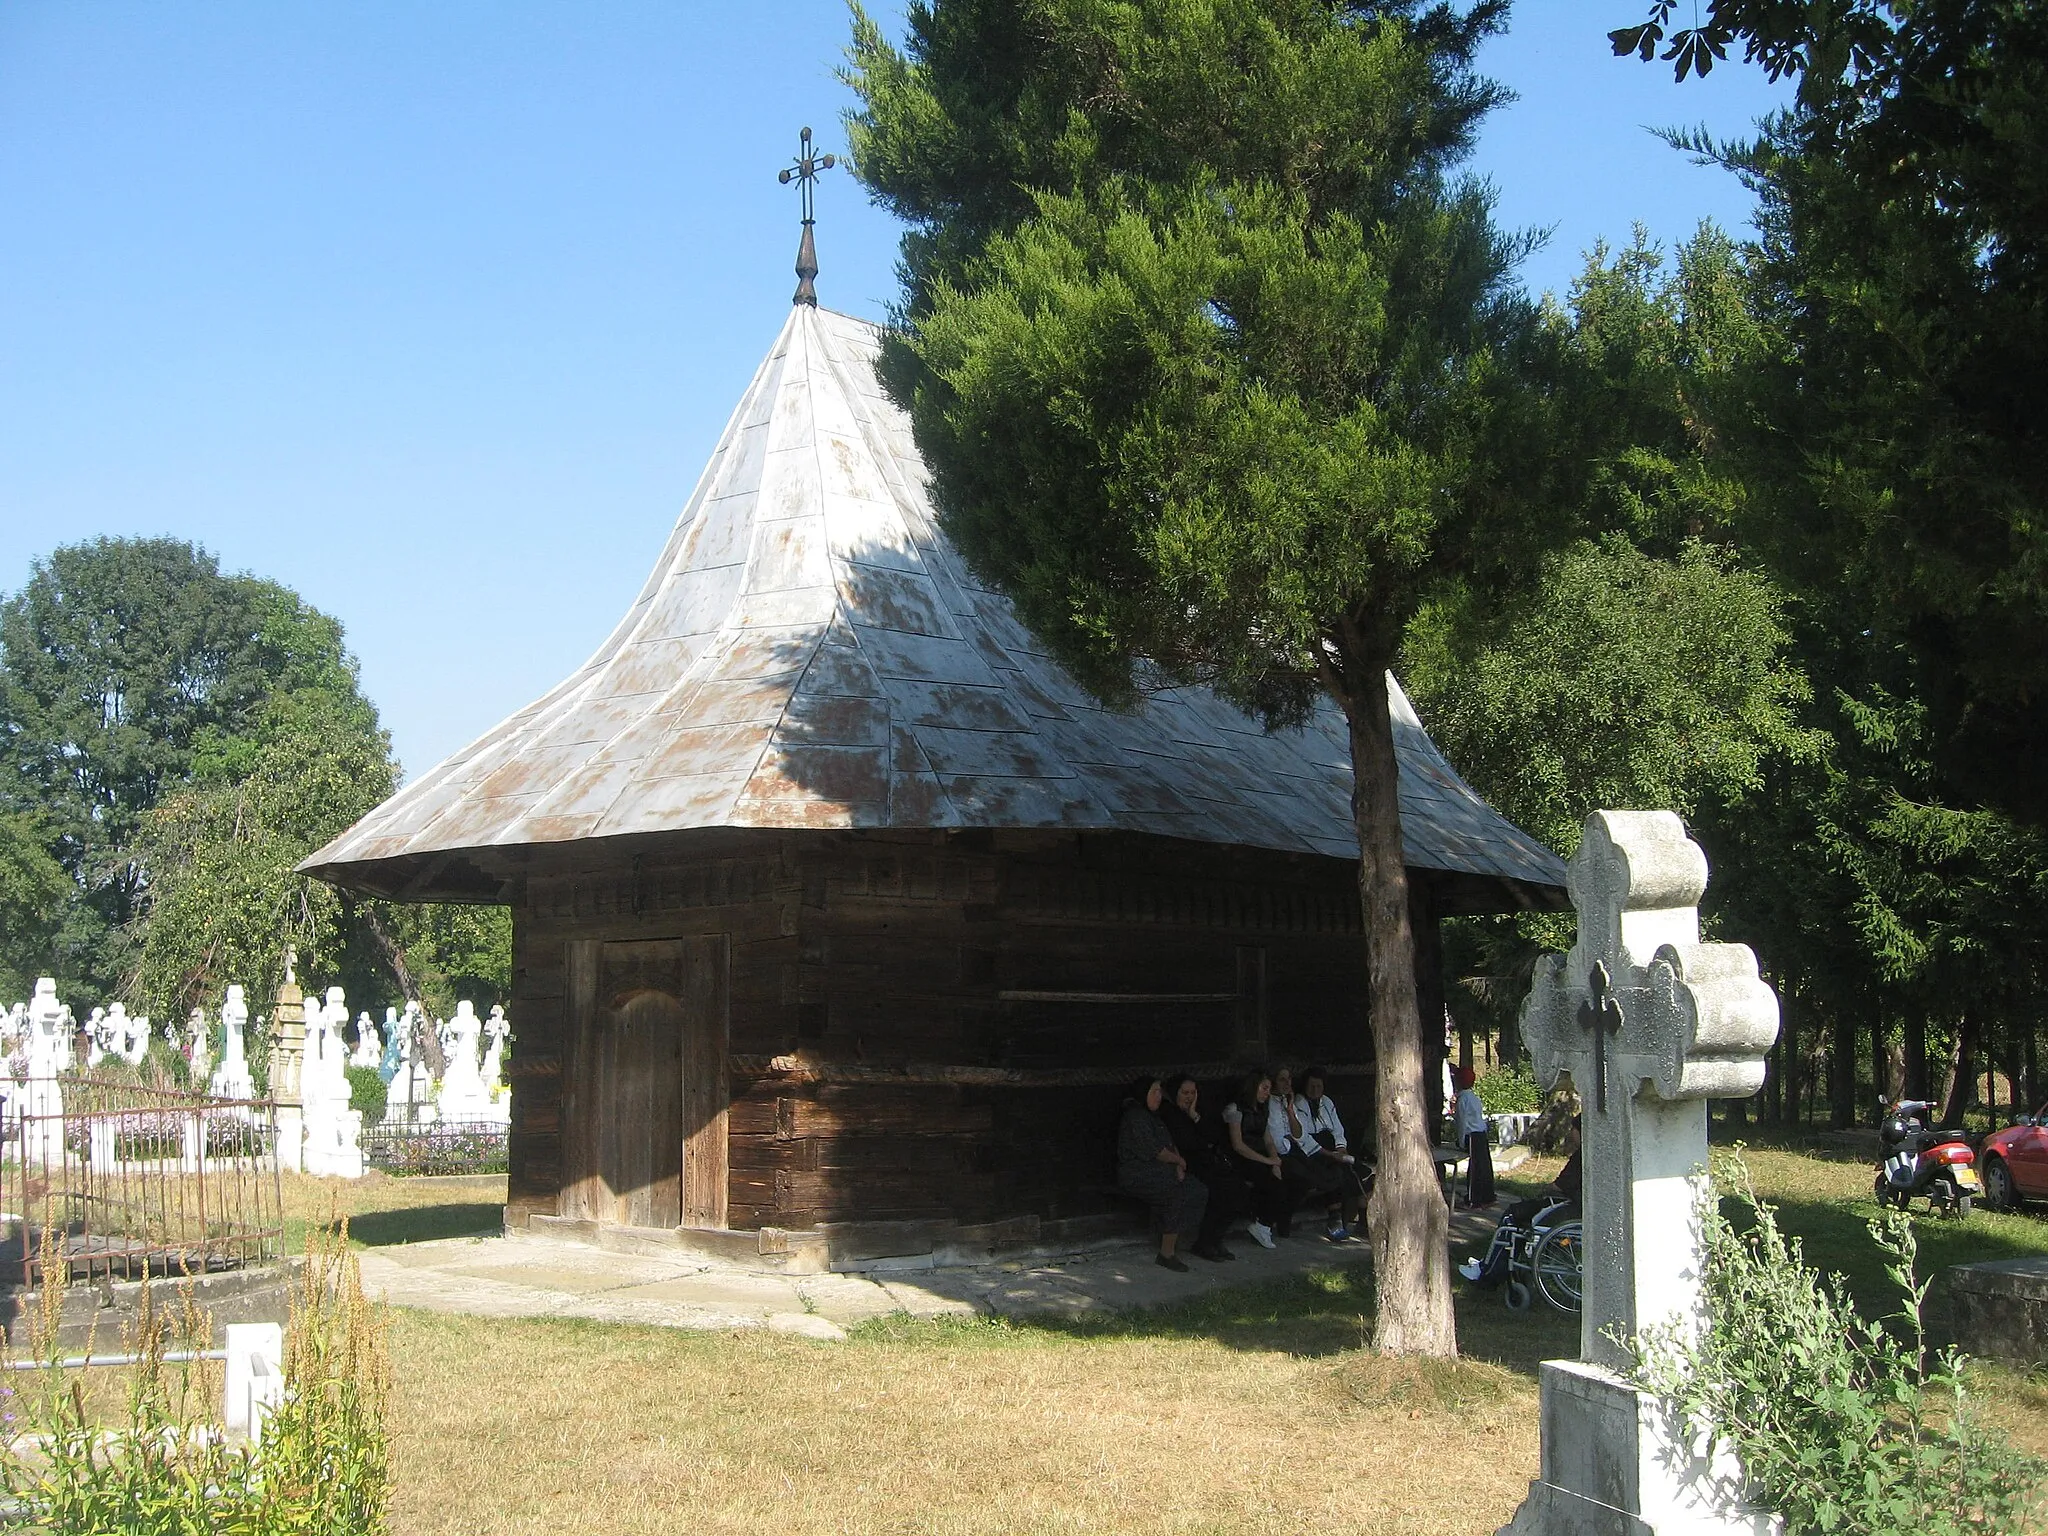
507,828 -> 1381,1233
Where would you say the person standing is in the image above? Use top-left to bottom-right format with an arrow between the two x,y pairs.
1452,1066 -> 1494,1208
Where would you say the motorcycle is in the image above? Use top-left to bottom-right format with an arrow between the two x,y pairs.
1874,1098 -> 1979,1217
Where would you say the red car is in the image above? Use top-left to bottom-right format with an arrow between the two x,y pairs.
1981,1107 -> 2048,1211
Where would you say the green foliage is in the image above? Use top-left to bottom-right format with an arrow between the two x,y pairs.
1473,1065 -> 1539,1114
0,1230 -> 391,1533
0,536 -> 510,1025
846,0 -> 1561,717
1632,1157 -> 2048,1534
0,539 -> 359,995
1618,2 -> 2048,824
1406,533 -> 1816,858
135,662 -> 395,1023
383,903 -> 512,1019
346,1066 -> 389,1128
0,811 -> 68,1001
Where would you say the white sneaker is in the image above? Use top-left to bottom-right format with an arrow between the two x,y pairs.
1247,1222 -> 1276,1250
1458,1259 -> 1483,1282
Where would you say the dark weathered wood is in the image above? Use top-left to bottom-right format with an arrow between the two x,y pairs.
681,933 -> 731,1228
509,826 -> 1388,1235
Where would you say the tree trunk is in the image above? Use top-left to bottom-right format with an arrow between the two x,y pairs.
1782,1005 -> 1801,1125
1338,660 -> 1456,1359
2027,1024 -> 2040,1114
1830,1009 -> 1859,1130
1903,1015 -> 1929,1101
1939,1014 -> 1974,1126
1870,1015 -> 1891,1110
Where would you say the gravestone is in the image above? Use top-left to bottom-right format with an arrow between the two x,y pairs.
211,985 -> 256,1101
1501,811 -> 1782,1536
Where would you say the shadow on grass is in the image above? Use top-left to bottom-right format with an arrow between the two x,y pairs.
1744,1188 -> 2048,1338
851,1258 -> 1579,1379
335,1204 -> 505,1248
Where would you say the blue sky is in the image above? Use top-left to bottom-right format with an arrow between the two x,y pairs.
0,2 -> 1788,781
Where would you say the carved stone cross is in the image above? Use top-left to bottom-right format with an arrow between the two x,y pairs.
1503,810 -> 1783,1536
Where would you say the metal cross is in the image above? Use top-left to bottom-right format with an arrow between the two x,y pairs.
1576,959 -> 1625,1113
778,126 -> 837,306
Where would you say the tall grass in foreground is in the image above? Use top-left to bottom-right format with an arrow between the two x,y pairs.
1633,1154 -> 2046,1536
0,1223 -> 391,1534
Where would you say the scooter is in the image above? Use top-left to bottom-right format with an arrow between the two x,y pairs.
1874,1098 -> 1979,1217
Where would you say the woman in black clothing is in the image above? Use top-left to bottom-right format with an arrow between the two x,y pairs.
1116,1075 -> 1208,1272
1161,1075 -> 1242,1262
1221,1070 -> 1288,1247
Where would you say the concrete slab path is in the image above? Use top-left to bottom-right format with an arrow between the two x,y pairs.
358,1207 -> 1503,1340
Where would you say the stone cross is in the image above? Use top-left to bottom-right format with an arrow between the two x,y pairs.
1504,810 -> 1781,1536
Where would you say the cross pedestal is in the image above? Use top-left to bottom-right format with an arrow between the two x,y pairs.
1499,812 -> 1782,1536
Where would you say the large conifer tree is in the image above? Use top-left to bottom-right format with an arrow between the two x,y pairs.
846,0 -> 1564,1355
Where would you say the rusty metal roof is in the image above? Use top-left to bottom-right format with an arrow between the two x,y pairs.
303,304 -> 1565,903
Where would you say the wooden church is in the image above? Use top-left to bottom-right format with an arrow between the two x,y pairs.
304,282 -> 1565,1269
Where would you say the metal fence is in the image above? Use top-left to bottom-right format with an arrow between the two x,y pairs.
5,1074 -> 285,1287
360,1119 -> 508,1177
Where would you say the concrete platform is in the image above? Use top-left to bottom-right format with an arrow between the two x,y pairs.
358,1207 -> 1502,1339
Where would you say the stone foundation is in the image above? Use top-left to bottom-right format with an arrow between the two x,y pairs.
0,1260 -> 301,1353
1949,1256 -> 2048,1368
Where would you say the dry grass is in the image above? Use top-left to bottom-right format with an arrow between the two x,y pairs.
385,1306 -> 1542,1536
288,1145 -> 2048,1535
279,1171 -> 507,1249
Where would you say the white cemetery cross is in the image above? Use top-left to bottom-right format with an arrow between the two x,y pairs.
122,1009 -> 150,1066
22,978 -> 67,1167
1502,811 -> 1782,1536
211,985 -> 256,1101
480,1005 -> 511,1124
84,1006 -> 110,1067
301,986 -> 364,1178
349,1011 -> 382,1070
187,1006 -> 212,1078
437,1001 -> 490,1120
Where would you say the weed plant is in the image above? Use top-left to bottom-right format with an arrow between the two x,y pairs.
0,1223 -> 391,1533
1632,1153 -> 2046,1535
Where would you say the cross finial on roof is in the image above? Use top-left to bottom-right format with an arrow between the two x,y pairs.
777,126 -> 837,307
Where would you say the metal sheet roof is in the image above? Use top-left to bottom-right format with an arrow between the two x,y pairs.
303,304 -> 1565,902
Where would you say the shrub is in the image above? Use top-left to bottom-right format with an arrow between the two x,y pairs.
1475,1065 -> 1541,1114
1631,1154 -> 2046,1536
346,1065 -> 388,1127
0,1225 -> 391,1533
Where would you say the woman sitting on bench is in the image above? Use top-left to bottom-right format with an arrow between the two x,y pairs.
1221,1071 -> 1288,1248
1270,1065 -> 1355,1243
1161,1074 -> 1242,1263
1117,1075 -> 1209,1273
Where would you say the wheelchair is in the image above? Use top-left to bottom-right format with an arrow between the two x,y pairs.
1462,1196 -> 1583,1314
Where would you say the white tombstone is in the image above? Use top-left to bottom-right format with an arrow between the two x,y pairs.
210,985 -> 256,1101
84,1005 -> 110,1067
437,1001 -> 491,1121
349,1011 -> 382,1070
120,1008 -> 150,1066
224,1322 -> 285,1442
301,986 -> 363,1178
21,979 -> 66,1167
480,1005 -> 511,1124
187,1006 -> 212,1078
1501,812 -> 1782,1536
